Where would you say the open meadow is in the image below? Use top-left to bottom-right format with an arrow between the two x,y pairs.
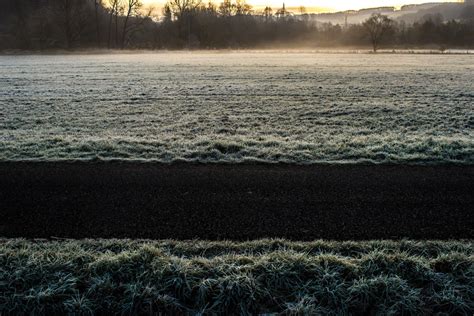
1,52 -> 472,164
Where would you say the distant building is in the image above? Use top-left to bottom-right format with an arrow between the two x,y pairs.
276,3 -> 292,18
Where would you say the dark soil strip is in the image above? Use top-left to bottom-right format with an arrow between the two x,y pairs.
1,162 -> 473,240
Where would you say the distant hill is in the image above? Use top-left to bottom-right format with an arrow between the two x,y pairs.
308,2 -> 472,25
395,3 -> 470,23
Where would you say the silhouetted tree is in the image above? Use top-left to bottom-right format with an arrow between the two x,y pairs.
363,14 -> 393,52
7,0 -> 32,49
168,0 -> 202,18
94,0 -> 103,47
218,0 -> 233,16
121,0 -> 142,48
263,6 -> 273,20
115,0 -> 124,47
52,0 -> 90,49
107,0 -> 120,48
234,0 -> 252,15
167,0 -> 202,45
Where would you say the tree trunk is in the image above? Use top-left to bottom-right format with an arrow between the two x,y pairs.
64,0 -> 73,49
107,5 -> 114,48
94,0 -> 101,47
121,5 -> 132,49
121,15 -> 130,49
115,11 -> 119,48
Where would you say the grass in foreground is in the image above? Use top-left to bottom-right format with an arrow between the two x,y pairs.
1,239 -> 473,315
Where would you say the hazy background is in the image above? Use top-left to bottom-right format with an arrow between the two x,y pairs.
142,0 -> 462,13
0,0 -> 472,50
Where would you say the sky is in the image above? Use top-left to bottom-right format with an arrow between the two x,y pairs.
142,0 -> 460,12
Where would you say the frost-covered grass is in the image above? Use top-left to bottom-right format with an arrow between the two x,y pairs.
0,52 -> 472,164
1,239 -> 473,315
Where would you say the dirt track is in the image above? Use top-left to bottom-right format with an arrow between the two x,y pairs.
1,162 -> 473,240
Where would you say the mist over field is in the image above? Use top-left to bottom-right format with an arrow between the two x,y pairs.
1,52 -> 473,164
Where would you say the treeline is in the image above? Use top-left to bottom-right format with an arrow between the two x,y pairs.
0,0 -> 473,50
0,0 -> 150,49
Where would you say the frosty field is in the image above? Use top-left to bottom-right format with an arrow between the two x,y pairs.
0,52 -> 472,163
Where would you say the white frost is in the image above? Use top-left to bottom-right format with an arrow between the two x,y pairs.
0,52 -> 472,164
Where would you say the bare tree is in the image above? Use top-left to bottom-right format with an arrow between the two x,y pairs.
107,0 -> 120,48
218,0 -> 233,17
115,1 -> 123,47
234,0 -> 252,15
53,0 -> 89,49
167,0 -> 202,45
106,0 -> 114,48
168,0 -> 202,19
32,3 -> 52,50
94,0 -> 103,47
263,6 -> 272,20
162,3 -> 172,21
106,0 -> 124,48
10,0 -> 31,49
125,5 -> 154,48
363,14 -> 393,52
121,0 -> 142,49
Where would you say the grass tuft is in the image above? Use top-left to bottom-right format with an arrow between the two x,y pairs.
0,239 -> 473,315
